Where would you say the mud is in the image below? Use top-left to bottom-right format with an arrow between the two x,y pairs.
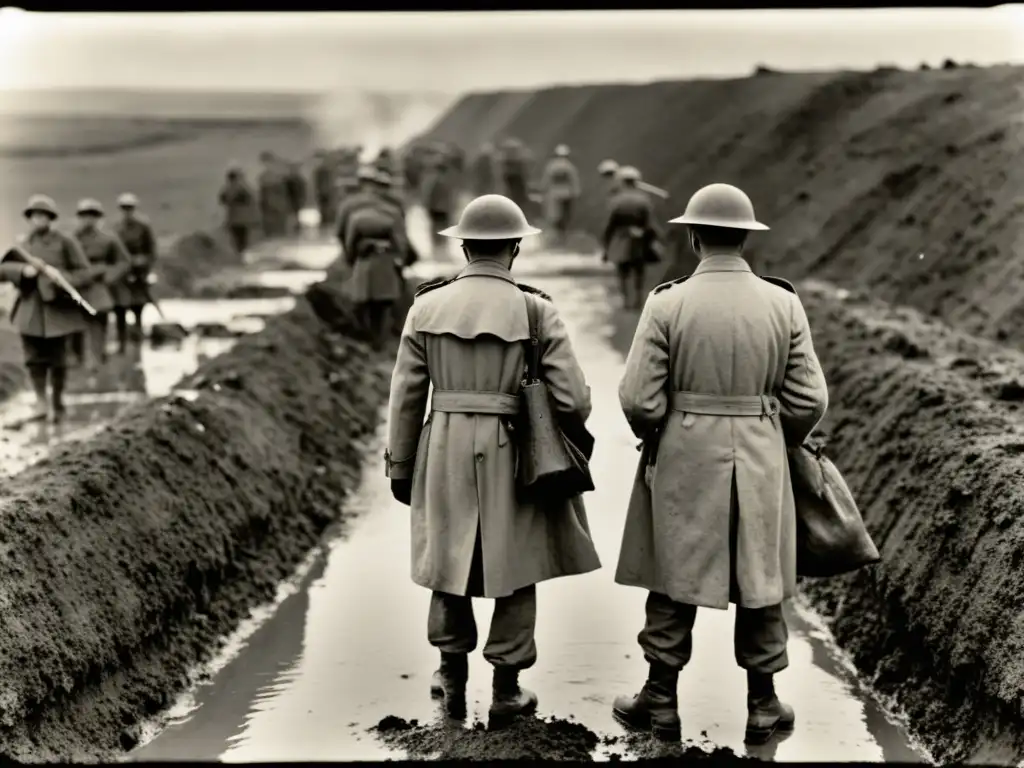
0,269 -> 393,761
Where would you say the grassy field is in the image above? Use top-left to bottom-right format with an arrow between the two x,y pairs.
0,93 -> 318,394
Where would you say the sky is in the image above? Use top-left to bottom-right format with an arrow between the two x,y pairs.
0,8 -> 1022,93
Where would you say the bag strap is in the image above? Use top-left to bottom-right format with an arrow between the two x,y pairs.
522,291 -> 542,384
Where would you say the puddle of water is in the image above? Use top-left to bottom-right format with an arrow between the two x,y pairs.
134,275 -> 925,763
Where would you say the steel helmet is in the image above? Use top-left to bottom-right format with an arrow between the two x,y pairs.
356,165 -> 379,181
24,194 -> 58,219
117,192 -> 140,208
77,198 -> 104,216
439,194 -> 542,240
598,159 -> 619,176
669,183 -> 769,231
616,166 -> 642,182
554,144 -> 570,157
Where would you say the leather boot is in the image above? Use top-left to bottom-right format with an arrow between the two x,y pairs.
612,661 -> 682,742
745,671 -> 795,745
429,652 -> 468,719
488,666 -> 537,726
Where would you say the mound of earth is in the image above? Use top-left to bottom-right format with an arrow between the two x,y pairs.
424,65 -> 1024,348
0,270 -> 393,761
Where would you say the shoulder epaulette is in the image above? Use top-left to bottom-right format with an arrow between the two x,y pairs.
517,282 -> 553,302
651,274 -> 691,294
414,276 -> 454,298
759,275 -> 797,295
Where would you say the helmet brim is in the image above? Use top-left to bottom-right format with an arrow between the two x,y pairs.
668,214 -> 769,231
24,208 -> 57,219
439,225 -> 543,240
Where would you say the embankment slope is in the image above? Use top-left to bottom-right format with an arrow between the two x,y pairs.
428,65 -> 1024,347
0,278 -> 391,760
424,66 -> 1024,762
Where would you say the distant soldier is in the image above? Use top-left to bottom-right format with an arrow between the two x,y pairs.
218,165 -> 259,257
113,193 -> 158,350
613,184 -> 828,746
71,198 -> 131,371
421,155 -> 456,256
335,166 -> 387,255
0,195 -> 92,422
257,151 -> 290,239
312,150 -> 337,234
602,166 -> 662,310
284,161 -> 308,236
385,194 -> 600,724
499,139 -> 530,212
343,167 -> 414,350
540,144 -> 581,243
598,159 -> 621,200
471,142 -> 498,196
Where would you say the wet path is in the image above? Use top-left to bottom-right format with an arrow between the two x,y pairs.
133,274 -> 927,763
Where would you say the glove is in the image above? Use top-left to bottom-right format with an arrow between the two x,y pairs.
391,478 -> 412,506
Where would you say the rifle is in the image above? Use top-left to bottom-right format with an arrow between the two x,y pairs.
638,181 -> 669,200
4,243 -> 97,316
127,269 -> 166,321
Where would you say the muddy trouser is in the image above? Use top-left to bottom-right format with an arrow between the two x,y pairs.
228,224 -> 249,256
552,197 -> 573,234
114,306 -> 144,350
616,261 -> 646,308
318,196 -> 334,230
357,300 -> 392,348
427,528 -> 538,670
21,334 -> 68,413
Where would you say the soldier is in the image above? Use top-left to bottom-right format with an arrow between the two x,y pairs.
284,161 -> 308,236
335,165 -> 387,253
342,168 -> 414,350
312,150 -> 337,235
71,198 -> 131,372
113,193 -> 157,350
218,165 -> 259,257
421,154 -> 455,257
602,166 -> 662,310
499,139 -> 531,212
540,144 -> 581,245
470,142 -> 497,196
598,159 -> 621,199
0,195 -> 92,422
612,184 -> 829,745
385,194 -> 601,725
257,151 -> 290,239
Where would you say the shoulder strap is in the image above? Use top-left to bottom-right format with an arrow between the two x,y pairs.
414,276 -> 454,298
651,274 -> 691,295
759,275 -> 797,295
521,291 -> 542,384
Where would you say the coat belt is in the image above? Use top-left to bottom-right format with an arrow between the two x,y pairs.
671,391 -> 780,418
431,390 -> 521,415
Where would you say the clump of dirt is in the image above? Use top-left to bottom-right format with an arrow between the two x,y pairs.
155,230 -> 243,298
603,732 -> 743,762
0,276 -> 394,761
373,714 -> 600,761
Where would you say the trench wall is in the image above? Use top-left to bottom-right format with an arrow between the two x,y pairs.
0,276 -> 392,760
422,65 -> 1024,762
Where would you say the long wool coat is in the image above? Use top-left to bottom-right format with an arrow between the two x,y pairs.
603,188 -> 656,267
343,203 -> 407,304
74,226 -> 133,313
386,258 -> 602,599
0,228 -> 92,338
615,254 -> 829,610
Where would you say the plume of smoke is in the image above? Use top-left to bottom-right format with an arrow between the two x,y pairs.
307,89 -> 456,158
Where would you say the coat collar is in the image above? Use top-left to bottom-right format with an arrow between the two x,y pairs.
693,254 -> 752,275
456,258 -> 516,285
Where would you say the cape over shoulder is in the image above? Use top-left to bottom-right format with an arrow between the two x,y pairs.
759,275 -> 797,295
